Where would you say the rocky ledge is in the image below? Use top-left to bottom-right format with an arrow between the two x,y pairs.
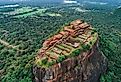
33,19 -> 107,82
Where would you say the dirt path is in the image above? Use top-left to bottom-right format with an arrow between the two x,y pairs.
0,39 -> 18,49
0,39 -> 27,52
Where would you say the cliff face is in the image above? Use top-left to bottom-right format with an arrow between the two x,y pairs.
33,40 -> 107,82
33,19 -> 107,82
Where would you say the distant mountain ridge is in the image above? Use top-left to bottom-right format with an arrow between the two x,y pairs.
118,6 -> 121,9
0,0 -> 121,5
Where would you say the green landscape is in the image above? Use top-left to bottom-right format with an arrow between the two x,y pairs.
0,1 -> 121,82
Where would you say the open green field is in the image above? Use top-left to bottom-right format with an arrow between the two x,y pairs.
4,7 -> 34,15
14,8 -> 47,18
1,6 -> 62,18
0,4 -> 121,82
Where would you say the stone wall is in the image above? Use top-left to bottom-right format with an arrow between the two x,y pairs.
33,40 -> 107,82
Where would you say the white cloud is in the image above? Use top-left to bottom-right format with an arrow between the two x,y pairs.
83,1 -> 107,5
0,4 -> 19,8
10,0 -> 30,1
64,0 -> 77,4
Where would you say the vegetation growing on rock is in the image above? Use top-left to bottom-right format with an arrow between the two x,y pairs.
0,3 -> 121,82
35,19 -> 98,68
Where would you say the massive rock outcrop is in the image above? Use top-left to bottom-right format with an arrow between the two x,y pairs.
33,19 -> 107,82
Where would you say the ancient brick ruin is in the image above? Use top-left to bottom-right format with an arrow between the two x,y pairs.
33,19 -> 107,82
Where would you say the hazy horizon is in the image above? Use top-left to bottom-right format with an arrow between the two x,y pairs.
0,0 -> 121,3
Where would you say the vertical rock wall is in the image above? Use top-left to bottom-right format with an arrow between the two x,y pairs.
33,41 -> 107,82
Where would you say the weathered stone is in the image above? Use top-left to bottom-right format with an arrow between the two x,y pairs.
33,41 -> 107,82
33,20 -> 107,82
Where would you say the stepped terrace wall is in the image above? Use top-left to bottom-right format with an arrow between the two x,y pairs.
33,19 -> 107,82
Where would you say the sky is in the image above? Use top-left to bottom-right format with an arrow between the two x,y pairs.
0,0 -> 120,2
0,0 -> 121,4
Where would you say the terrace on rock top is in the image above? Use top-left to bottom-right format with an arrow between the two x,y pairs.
35,19 -> 98,68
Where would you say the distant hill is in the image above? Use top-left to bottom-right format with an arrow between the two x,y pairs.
116,6 -> 121,11
112,6 -> 121,16
1,0 -> 63,3
118,6 -> 121,9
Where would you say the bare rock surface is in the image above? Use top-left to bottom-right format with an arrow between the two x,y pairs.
33,41 -> 107,82
33,20 -> 107,82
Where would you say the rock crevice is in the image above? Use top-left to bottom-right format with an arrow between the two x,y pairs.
33,19 -> 107,82
33,40 -> 107,82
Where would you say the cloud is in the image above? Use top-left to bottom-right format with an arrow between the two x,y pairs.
83,1 -> 107,5
64,0 -> 77,4
0,4 -> 19,8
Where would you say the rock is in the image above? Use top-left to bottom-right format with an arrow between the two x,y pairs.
33,19 -> 107,82
33,41 -> 107,82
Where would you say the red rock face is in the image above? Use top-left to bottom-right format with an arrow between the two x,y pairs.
37,19 -> 96,63
33,40 -> 107,82
33,19 -> 107,82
